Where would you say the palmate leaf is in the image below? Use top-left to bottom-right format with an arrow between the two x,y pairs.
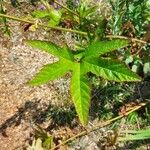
26,40 -> 91,125
82,57 -> 141,82
26,39 -> 141,126
84,39 -> 129,58
70,63 -> 91,125
28,59 -> 71,86
26,40 -> 74,61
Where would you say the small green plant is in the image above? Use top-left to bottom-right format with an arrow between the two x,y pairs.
27,125 -> 53,150
118,129 -> 150,141
109,0 -> 127,35
31,7 -> 62,27
26,39 -> 141,126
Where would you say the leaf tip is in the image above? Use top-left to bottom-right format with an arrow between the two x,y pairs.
26,79 -> 41,86
26,80 -> 35,86
24,40 -> 34,46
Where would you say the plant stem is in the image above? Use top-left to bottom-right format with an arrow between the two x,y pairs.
50,100 -> 149,150
106,35 -> 148,44
53,0 -> 79,17
0,13 -> 148,44
0,13 -> 87,35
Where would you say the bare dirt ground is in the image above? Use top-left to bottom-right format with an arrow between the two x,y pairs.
0,17 -> 72,149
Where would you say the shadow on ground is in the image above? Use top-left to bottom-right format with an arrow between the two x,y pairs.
0,77 -> 149,138
0,100 -> 76,137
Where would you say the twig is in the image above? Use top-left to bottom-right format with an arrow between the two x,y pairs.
132,48 -> 142,56
50,101 -> 149,150
136,117 -> 140,130
106,35 -> 148,44
0,13 -> 149,45
0,13 -> 87,35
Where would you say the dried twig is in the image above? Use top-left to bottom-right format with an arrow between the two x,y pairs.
106,35 -> 148,44
0,13 -> 87,35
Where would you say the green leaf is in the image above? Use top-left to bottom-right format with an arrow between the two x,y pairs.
82,57 -> 141,82
32,9 -> 61,26
48,19 -> 58,26
26,40 -> 74,61
119,134 -> 150,141
49,9 -> 61,26
32,10 -> 50,18
83,5 -> 98,18
25,39 -> 142,126
121,129 -> 150,134
28,59 -> 71,85
84,39 -> 129,58
119,129 -> 150,141
70,63 -> 91,125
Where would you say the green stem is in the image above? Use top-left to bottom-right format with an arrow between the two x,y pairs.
0,13 -> 87,35
53,0 -> 79,17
